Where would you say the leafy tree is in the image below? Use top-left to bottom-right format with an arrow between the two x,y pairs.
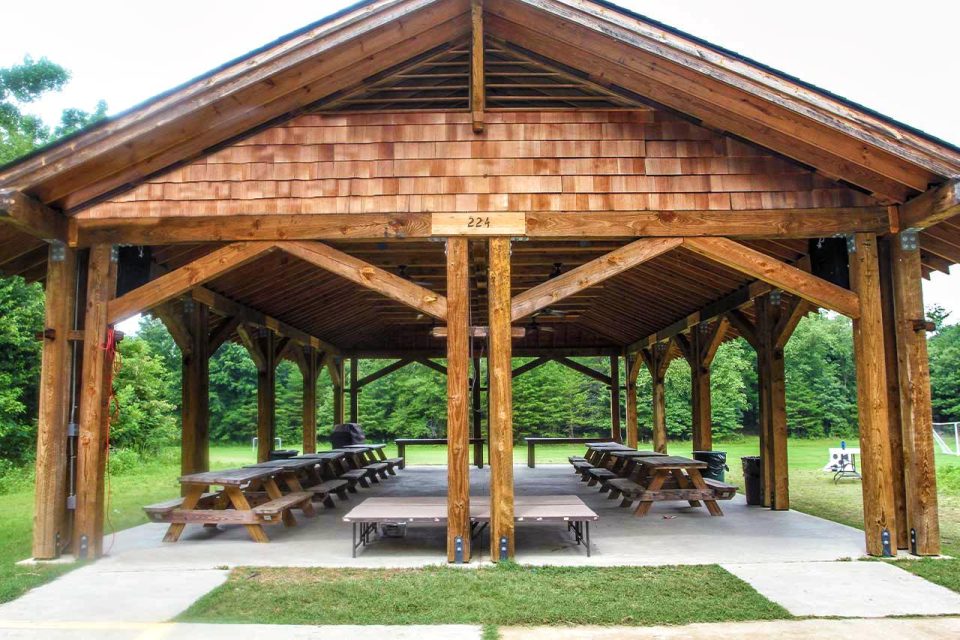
0,56 -> 107,164
109,337 -> 177,454
929,323 -> 960,422
0,278 -> 44,463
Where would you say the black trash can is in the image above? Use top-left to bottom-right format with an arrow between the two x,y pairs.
269,449 -> 299,460
692,451 -> 728,482
742,456 -> 762,506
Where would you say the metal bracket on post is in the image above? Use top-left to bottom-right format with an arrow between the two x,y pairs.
910,528 -> 918,556
67,422 -> 78,437
499,536 -> 509,561
66,495 -> 76,510
454,536 -> 464,564
78,534 -> 89,559
768,289 -> 782,306
900,228 -> 920,252
881,529 -> 893,557
50,240 -> 67,263
109,245 -> 120,264
845,234 -> 857,254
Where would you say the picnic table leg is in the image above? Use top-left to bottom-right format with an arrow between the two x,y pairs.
687,469 -> 724,516
634,472 -> 667,517
264,478 -> 299,527
528,442 -> 535,468
223,486 -> 270,542
163,485 -> 206,542
281,472 -> 317,518
398,443 -> 406,469
670,469 -> 702,508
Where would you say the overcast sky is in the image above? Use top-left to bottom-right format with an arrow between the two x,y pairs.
3,0 -> 958,330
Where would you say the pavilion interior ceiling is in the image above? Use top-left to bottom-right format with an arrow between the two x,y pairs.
2,0 -> 960,358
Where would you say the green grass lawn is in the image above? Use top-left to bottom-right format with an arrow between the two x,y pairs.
179,564 -> 789,626
0,437 -> 958,609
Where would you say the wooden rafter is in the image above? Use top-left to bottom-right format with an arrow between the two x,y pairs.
277,241 -> 448,321
471,0 -> 486,132
554,356 -> 611,385
356,359 -> 414,388
512,356 -> 550,378
107,242 -> 277,324
682,237 -> 860,318
511,237 -> 681,321
900,179 -> 960,230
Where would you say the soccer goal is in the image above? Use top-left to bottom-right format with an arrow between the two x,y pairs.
933,422 -> 960,456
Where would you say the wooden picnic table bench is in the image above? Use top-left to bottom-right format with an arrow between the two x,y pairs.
524,437 -> 614,468
342,495 -> 597,557
394,437 -> 487,469
343,443 -> 404,475
246,458 -> 349,507
608,456 -> 737,517
144,467 -> 315,543
338,446 -> 392,481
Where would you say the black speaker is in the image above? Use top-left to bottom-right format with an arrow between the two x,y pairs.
808,238 -> 849,289
116,246 -> 152,297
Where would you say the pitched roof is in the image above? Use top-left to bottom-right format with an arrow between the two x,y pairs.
1,0 -> 958,212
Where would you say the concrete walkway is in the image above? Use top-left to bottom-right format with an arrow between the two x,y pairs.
723,560 -> 960,617
499,618 -> 960,640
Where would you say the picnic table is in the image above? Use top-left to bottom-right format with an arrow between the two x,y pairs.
246,458 -> 349,506
343,443 -> 404,474
524,437 -> 614,467
145,467 -> 314,543
616,456 -> 731,517
394,438 -> 487,469
342,495 -> 597,557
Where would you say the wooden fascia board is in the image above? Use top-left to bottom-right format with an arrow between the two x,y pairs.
278,240 -> 448,321
515,0 -> 960,182
0,0 -> 453,192
0,190 -> 67,242
511,237 -> 681,322
682,237 -> 860,318
71,208 -> 890,245
900,179 -> 960,230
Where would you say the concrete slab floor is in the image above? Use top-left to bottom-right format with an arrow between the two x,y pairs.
499,618 -> 960,640
82,464 -> 868,572
722,561 -> 960,617
0,622 -> 483,640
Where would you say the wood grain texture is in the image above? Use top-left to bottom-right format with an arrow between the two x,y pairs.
850,232 -> 899,556
624,352 -> 641,448
891,233 -> 941,555
181,302 -> 210,491
73,245 -> 117,558
278,241 -> 448,320
32,244 -> 77,559
488,237 -> 514,559
445,237 -> 471,562
683,237 -> 860,318
107,242 -> 277,324
0,190 -> 67,241
511,237 -> 681,321
900,179 -> 960,230
301,348 -> 319,454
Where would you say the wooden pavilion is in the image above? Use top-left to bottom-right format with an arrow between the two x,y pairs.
1,0 -> 957,563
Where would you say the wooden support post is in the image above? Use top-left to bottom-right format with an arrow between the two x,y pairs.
350,357 -> 359,423
878,237 -> 909,549
890,229 -> 940,555
609,355 -> 621,442
488,237 -> 514,560
301,348 -> 319,454
849,233 -> 899,556
33,243 -> 78,559
641,344 -> 670,453
625,353 -> 641,448
73,245 -> 117,559
472,357 -> 484,468
446,237 -> 471,562
470,0 -> 485,134
679,320 -> 727,453
256,330 -> 277,463
181,301 -> 210,486
333,358 -> 345,425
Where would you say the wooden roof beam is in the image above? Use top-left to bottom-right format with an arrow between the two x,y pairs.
682,237 -> 860,318
277,240 -> 448,321
900,179 -> 960,230
0,190 -> 67,242
471,0 -> 485,133
511,237 -> 681,321
107,242 -> 277,324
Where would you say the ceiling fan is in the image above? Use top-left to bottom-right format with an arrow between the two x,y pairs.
532,262 -> 568,319
398,264 -> 432,287
527,317 -> 556,335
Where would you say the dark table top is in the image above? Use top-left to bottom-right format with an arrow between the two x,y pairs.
637,456 -> 707,470
245,458 -> 320,472
180,467 -> 277,486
